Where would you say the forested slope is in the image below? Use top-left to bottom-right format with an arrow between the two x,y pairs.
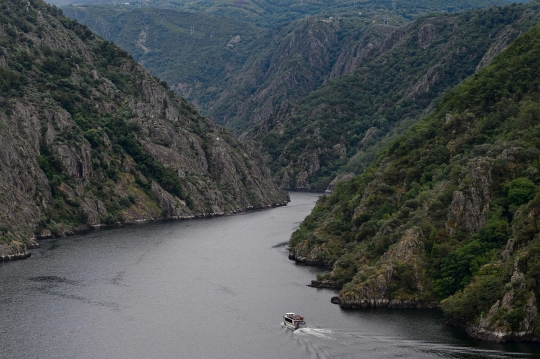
60,0 -> 518,27
252,2 -> 540,190
289,21 -> 540,342
0,0 -> 287,260
63,0 -> 519,135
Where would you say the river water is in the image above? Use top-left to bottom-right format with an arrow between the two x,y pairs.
1,192 -> 540,359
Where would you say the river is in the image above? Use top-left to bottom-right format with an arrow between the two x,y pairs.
1,192 -> 540,358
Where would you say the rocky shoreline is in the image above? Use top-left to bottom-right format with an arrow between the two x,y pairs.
290,246 -> 540,345
337,298 -> 440,310
287,248 -> 326,266
0,240 -> 36,261
290,248 -> 440,310
290,246 -> 540,343
445,319 -> 540,343
1,200 -> 289,262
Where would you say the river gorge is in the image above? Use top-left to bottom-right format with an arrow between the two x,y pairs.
1,193 -> 539,358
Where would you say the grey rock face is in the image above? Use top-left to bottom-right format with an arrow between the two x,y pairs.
446,157 -> 493,233
417,23 -> 437,49
0,0 -> 288,259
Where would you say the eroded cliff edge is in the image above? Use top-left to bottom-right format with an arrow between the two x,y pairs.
0,0 -> 288,260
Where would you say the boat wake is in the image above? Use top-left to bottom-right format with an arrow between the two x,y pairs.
285,326 -> 538,358
294,328 -> 333,339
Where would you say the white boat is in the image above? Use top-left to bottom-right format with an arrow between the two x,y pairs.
283,312 -> 306,330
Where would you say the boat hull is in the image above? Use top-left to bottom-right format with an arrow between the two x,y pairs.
283,321 -> 307,330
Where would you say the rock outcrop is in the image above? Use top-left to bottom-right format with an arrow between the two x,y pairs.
337,228 -> 438,309
444,256 -> 540,343
0,0 -> 288,260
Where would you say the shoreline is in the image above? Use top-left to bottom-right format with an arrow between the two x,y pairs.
1,200 -> 289,262
289,248 -> 540,344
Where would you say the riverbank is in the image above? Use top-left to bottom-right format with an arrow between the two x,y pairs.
0,199 -> 289,262
289,249 -> 540,344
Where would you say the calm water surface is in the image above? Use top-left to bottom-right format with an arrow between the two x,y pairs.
1,192 -> 540,359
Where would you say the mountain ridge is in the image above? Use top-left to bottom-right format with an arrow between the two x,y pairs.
251,2 -> 540,190
62,0 -> 521,135
63,2 -> 539,193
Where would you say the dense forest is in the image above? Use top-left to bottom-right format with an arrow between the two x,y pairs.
289,20 -> 540,341
64,1 -> 537,192
58,0 -> 519,27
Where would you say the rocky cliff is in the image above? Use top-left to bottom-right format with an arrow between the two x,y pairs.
0,0 -> 288,260
289,21 -> 540,342
62,0 -> 515,138
216,18 -> 340,134
251,3 -> 540,191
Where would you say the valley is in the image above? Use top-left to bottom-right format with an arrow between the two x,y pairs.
63,1 -> 538,190
1,0 -> 540,347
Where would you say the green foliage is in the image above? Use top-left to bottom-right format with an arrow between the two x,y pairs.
434,240 -> 485,298
83,128 -> 105,148
252,2 -> 540,189
0,67 -> 28,96
388,263 -> 418,299
61,0 -> 515,28
441,263 -> 509,321
37,146 -> 71,197
505,307 -> 525,331
288,19 -> 540,327
111,121 -> 189,203
508,177 -> 536,206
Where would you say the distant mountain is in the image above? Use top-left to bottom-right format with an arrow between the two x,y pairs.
62,0 -> 519,134
289,20 -> 540,342
251,2 -> 540,190
0,0 -> 287,260
56,0 -> 521,27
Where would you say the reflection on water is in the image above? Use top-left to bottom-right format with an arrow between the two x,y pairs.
1,193 -> 539,359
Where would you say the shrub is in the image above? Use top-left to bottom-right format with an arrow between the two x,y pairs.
508,177 -> 535,205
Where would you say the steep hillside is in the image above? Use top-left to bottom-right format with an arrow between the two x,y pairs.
212,18 -> 350,133
0,0 -> 288,260
62,6 -> 268,120
289,21 -> 540,342
62,6 -> 376,134
252,3 -> 540,190
62,0 -> 518,135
